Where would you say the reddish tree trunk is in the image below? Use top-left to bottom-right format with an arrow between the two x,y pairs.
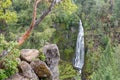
0,0 -> 60,58
18,0 -> 41,45
18,0 -> 57,45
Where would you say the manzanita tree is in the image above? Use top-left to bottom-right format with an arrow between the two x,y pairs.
0,0 -> 61,57
18,0 -> 58,45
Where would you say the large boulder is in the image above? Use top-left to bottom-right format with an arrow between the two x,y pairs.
42,44 -> 60,80
30,59 -> 52,78
20,49 -> 39,62
18,61 -> 39,80
6,73 -> 29,80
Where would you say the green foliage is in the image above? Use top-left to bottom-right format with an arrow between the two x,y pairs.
0,0 -> 12,8
112,0 -> 120,27
91,38 -> 120,80
0,0 -> 17,23
1,11 -> 17,23
0,58 -> 19,80
64,47 -> 74,60
113,45 -> 120,78
52,0 -> 79,26
113,0 -> 120,21
74,0 -> 120,79
55,0 -> 78,15
39,49 -> 46,61
0,34 -> 20,80
76,0 -> 112,30
12,0 -> 33,26
51,22 -> 78,61
5,1 -> 56,49
3,59 -> 18,77
59,61 -> 77,80
0,34 -> 18,53
82,50 -> 100,80
0,0 -> 120,80
0,69 -> 8,80
20,27 -> 55,49
39,53 -> 46,62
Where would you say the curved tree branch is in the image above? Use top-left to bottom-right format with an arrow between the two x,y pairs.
0,0 -> 61,58
18,0 -> 60,45
18,0 -> 41,45
35,0 -> 56,27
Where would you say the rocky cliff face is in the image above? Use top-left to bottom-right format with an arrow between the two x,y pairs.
6,44 -> 60,80
42,44 -> 60,80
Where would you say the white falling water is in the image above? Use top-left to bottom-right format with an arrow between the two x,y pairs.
73,20 -> 84,73
56,0 -> 61,3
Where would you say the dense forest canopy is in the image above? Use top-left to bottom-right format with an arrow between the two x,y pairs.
0,0 -> 120,80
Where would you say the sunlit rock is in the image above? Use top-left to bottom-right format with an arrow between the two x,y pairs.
20,49 -> 39,62
19,61 -> 39,80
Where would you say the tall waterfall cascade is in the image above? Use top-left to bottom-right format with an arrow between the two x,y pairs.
73,20 -> 85,73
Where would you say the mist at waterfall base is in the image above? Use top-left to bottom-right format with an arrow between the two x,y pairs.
73,20 -> 85,74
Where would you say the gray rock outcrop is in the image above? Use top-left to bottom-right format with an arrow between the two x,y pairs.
6,45 -> 60,80
42,44 -> 60,80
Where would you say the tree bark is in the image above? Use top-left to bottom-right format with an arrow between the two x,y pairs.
0,0 -> 61,58
18,0 -> 58,45
18,0 -> 41,45
34,0 -> 56,27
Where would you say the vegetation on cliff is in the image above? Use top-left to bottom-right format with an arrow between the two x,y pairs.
0,0 -> 120,80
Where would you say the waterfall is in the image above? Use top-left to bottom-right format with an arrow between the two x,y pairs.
73,20 -> 84,73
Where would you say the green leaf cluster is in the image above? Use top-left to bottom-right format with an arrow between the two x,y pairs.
91,38 -> 120,80
52,0 -> 79,26
0,0 -> 17,23
0,34 -> 20,80
59,61 -> 77,80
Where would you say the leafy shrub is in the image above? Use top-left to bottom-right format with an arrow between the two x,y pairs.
0,34 -> 20,80
39,49 -> 46,62
0,69 -> 8,80
64,47 -> 74,60
3,59 -> 18,77
91,39 -> 120,80
0,0 -> 17,24
20,28 -> 55,49
59,61 -> 77,80
52,0 -> 79,26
